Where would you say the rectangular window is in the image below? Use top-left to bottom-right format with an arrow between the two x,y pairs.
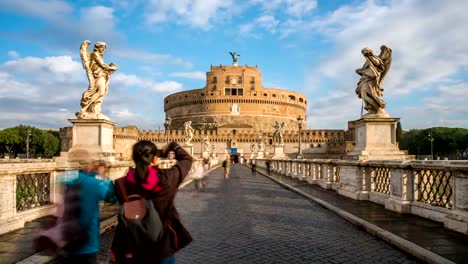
225,88 -> 231,95
238,77 -> 243,84
238,89 -> 243,96
232,89 -> 237,96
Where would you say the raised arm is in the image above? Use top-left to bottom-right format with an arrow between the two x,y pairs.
161,142 -> 193,187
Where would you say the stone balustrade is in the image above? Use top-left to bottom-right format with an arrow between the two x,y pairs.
257,158 -> 468,234
0,157 -> 202,235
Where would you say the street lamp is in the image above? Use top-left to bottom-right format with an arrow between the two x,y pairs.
26,129 -> 31,159
297,115 -> 303,159
164,116 -> 172,143
428,130 -> 434,160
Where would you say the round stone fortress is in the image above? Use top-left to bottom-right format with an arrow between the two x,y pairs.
164,65 -> 307,131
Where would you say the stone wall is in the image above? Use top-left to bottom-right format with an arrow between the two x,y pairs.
59,126 -> 349,160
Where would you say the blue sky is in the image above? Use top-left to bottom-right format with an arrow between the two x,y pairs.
0,0 -> 467,131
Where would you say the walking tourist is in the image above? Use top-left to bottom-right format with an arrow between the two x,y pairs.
222,156 -> 231,179
251,159 -> 256,175
110,140 -> 193,264
46,154 -> 117,264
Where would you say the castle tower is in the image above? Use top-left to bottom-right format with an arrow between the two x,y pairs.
164,64 -> 307,132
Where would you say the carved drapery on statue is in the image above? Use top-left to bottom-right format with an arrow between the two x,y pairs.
203,137 -> 210,152
256,134 -> 264,151
76,40 -> 118,120
184,121 -> 194,145
355,45 -> 392,116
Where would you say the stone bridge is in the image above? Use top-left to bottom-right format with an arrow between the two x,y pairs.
0,159 -> 467,263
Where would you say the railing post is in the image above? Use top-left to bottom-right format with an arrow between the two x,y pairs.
336,160 -> 369,200
384,163 -> 413,213
319,162 -> 333,189
444,169 -> 468,234
298,161 -> 306,181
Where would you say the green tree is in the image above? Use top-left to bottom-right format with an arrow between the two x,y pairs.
0,128 -> 21,154
400,127 -> 468,159
6,125 -> 61,158
41,131 -> 60,157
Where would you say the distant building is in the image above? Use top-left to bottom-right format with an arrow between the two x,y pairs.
60,63 -> 351,160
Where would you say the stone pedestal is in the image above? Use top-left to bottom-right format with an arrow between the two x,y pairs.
59,119 -> 118,161
272,144 -> 286,159
347,117 -> 413,160
257,151 -> 265,159
184,145 -> 194,156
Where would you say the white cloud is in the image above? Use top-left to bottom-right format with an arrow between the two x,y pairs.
170,71 -> 205,80
250,0 -> 317,17
239,15 -> 280,38
288,0 -> 468,128
3,56 -> 82,76
0,0 -> 72,21
0,55 -> 181,129
396,82 -> 468,129
0,72 -> 39,100
7,51 -> 19,58
151,81 -> 183,93
79,6 -> 118,39
284,0 -> 317,17
116,48 -> 192,67
145,0 -> 234,29
112,73 -> 183,93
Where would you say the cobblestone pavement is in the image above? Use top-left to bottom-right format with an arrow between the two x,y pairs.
55,164 -> 420,264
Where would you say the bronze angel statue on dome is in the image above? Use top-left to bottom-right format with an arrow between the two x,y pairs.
355,45 -> 392,116
76,40 -> 118,119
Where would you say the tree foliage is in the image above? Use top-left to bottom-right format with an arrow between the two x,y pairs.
0,128 -> 21,153
0,125 -> 61,158
399,127 -> 468,159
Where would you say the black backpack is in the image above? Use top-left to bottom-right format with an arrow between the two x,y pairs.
116,179 -> 164,247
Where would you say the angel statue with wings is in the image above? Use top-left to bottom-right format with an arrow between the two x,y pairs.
229,51 -> 240,66
273,121 -> 287,145
76,40 -> 118,120
355,45 -> 392,116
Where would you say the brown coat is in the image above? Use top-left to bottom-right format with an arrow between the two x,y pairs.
111,142 -> 193,263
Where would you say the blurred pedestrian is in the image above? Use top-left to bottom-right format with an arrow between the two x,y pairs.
251,159 -> 256,175
56,154 -> 117,264
222,156 -> 230,179
111,141 -> 193,264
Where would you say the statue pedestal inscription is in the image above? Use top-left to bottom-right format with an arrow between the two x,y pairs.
347,117 -> 413,160
272,144 -> 286,159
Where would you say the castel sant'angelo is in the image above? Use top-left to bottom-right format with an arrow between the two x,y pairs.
61,54 -> 352,160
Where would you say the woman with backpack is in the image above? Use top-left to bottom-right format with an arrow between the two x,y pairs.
111,140 -> 193,264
